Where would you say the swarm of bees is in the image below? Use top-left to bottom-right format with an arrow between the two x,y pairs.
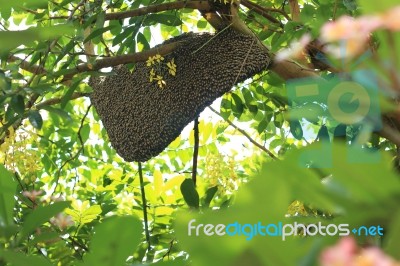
90,29 -> 271,162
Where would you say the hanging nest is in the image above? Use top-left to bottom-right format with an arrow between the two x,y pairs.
90,29 -> 271,162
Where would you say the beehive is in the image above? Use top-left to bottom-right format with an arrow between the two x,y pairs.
90,29 -> 271,162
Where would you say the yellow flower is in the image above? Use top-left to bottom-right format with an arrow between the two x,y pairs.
149,68 -> 156,82
149,54 -> 164,63
146,56 -> 155,66
167,58 -> 177,76
157,79 -> 166,88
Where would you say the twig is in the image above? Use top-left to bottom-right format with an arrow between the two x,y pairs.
104,1 -> 211,20
68,0 -> 85,20
232,38 -> 255,86
379,120 -> 400,147
138,162 -> 151,251
68,236 -> 89,252
161,239 -> 175,260
332,0 -> 339,20
35,92 -> 91,109
270,59 -> 321,80
51,104 -> 92,195
8,55 -> 47,75
208,106 -> 278,160
241,0 -> 288,23
192,118 -> 199,186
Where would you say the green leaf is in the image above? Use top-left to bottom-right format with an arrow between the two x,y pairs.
358,0 -> 397,13
197,19 -> 208,29
54,39 -> 75,66
203,186 -> 218,208
231,92 -> 244,116
273,112 -> 284,128
81,205 -> 102,224
257,119 -> 269,133
95,11 -> 106,30
10,95 -> 25,116
65,202 -> 102,225
333,124 -> 347,141
384,211 -> 400,259
0,164 -> 17,227
289,120 -> 303,140
80,216 -> 142,266
180,179 -> 199,209
39,106 -> 72,122
0,71 -> 11,90
60,81 -> 80,109
21,201 -> 70,238
220,97 -> 232,120
0,250 -> 54,266
28,231 -> 60,246
0,25 -> 74,52
145,13 -> 182,27
136,32 -> 150,51
112,25 -> 138,47
84,25 -> 116,43
80,124 -> 91,144
316,125 -> 330,141
343,0 -> 358,10
28,110 -> 43,129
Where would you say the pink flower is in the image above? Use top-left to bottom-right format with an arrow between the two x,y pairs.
382,6 -> 400,31
356,247 -> 400,266
22,190 -> 43,201
321,16 -> 359,42
320,15 -> 383,58
320,237 -> 400,266
321,16 -> 382,42
275,34 -> 312,62
50,213 -> 74,230
323,40 -> 367,59
320,237 -> 357,266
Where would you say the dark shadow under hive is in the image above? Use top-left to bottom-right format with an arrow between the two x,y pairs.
90,29 -> 271,162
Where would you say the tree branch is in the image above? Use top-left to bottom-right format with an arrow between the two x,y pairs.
269,59 -> 320,80
52,104 -> 92,196
288,0 -> 300,22
60,41 -> 180,81
241,0 -> 289,24
379,117 -> 400,147
192,117 -> 199,186
208,106 -> 278,160
35,92 -> 91,109
138,162 -> 151,252
8,55 -> 47,75
104,1 -> 211,20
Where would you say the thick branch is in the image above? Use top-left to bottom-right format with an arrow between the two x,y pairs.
60,41 -> 180,81
288,0 -> 300,22
104,1 -> 211,20
269,59 -> 320,80
200,11 -> 227,30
